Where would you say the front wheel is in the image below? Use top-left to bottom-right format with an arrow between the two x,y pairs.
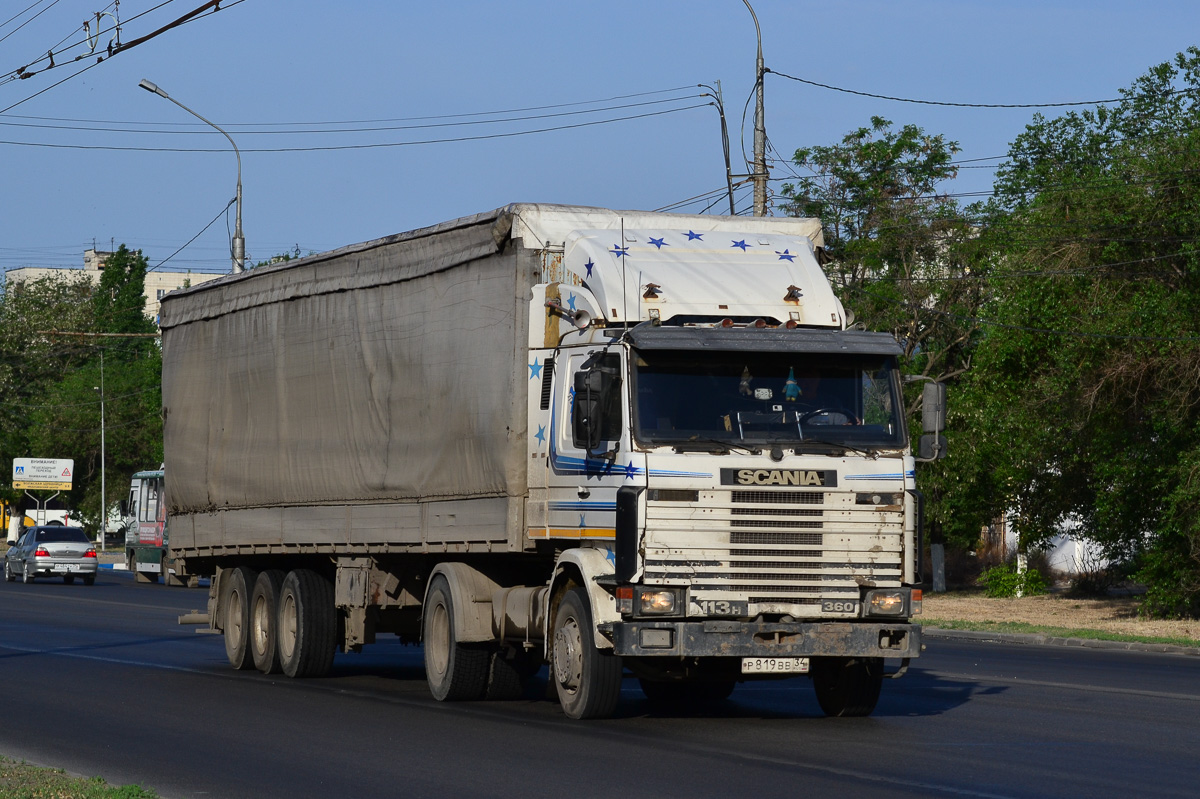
551,587 -> 623,719
810,656 -> 883,717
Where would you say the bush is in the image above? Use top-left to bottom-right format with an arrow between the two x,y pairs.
979,562 -> 1047,598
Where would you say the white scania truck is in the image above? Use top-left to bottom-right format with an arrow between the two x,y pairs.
161,204 -> 943,719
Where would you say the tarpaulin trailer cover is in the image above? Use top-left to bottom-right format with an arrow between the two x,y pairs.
160,207 -> 536,554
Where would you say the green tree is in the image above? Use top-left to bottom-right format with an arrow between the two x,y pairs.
962,48 -> 1200,615
2,246 -> 163,536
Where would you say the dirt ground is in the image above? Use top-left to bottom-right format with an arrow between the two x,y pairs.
922,592 -> 1200,642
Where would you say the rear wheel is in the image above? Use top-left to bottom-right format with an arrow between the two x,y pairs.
3,560 -> 13,582
221,566 -> 257,670
810,656 -> 884,717
22,562 -> 35,584
423,575 -> 489,701
551,587 -> 623,719
250,570 -> 286,674
277,569 -> 337,678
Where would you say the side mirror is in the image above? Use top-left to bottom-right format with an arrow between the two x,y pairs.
919,433 -> 947,460
573,369 -> 606,451
922,382 -> 946,434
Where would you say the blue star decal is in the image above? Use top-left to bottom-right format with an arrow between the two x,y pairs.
579,514 -> 587,528
623,462 -> 640,479
528,358 -> 543,380
648,236 -> 668,249
534,424 -> 546,446
584,258 -> 595,278
566,293 -> 577,311
776,249 -> 796,262
604,547 -> 616,566
732,239 -> 750,251
610,245 -> 629,258
685,230 -> 703,241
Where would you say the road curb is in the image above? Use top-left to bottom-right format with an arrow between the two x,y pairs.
925,626 -> 1200,657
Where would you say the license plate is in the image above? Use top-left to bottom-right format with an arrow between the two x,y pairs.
741,657 -> 810,674
53,564 -> 83,573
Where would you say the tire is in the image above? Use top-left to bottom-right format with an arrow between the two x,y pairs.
221,566 -> 258,670
277,569 -> 337,678
422,575 -> 489,701
130,552 -> 155,584
63,574 -> 75,585
551,587 -> 623,719
250,569 -> 286,674
162,556 -> 178,587
810,656 -> 884,717
639,678 -> 736,706
22,562 -> 35,584
4,560 -> 15,582
483,649 -> 525,701
83,575 -> 95,586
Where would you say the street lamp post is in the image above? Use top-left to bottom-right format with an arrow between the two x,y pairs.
138,79 -> 245,272
94,351 -> 105,552
743,0 -> 768,216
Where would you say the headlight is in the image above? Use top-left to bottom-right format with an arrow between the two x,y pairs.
639,589 -> 679,615
864,589 -> 909,617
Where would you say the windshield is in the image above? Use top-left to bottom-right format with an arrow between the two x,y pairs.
632,349 -> 906,451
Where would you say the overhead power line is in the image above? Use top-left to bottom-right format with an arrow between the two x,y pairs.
0,101 -> 712,152
767,69 -> 1198,109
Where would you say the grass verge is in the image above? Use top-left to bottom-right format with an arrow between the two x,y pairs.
924,618 -> 1200,648
0,756 -> 157,798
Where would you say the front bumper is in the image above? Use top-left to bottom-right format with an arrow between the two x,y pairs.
610,620 -> 921,659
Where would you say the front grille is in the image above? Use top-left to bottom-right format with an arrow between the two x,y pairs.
644,485 -> 905,615
730,532 -> 822,545
732,490 -> 823,505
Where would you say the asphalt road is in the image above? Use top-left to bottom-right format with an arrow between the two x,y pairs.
2,572 -> 1198,798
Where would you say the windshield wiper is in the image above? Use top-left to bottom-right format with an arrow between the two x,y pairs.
796,437 -> 878,459
671,436 -> 759,455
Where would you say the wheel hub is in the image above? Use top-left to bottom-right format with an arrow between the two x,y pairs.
552,618 -> 583,694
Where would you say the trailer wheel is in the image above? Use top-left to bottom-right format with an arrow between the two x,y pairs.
221,566 -> 257,670
277,569 -> 337,678
250,569 -> 286,674
423,575 -> 488,701
551,587 -> 623,719
810,656 -> 883,717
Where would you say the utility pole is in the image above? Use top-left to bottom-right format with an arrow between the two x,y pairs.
744,0 -> 768,216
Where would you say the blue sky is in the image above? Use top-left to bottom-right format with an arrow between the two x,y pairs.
2,1 -> 1197,277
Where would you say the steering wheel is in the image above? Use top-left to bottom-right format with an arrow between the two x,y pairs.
798,406 -> 860,425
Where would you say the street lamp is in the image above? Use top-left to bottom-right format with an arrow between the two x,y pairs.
138,78 -> 245,272
743,0 -> 768,216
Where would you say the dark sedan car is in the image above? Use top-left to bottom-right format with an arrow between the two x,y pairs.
4,525 -> 97,585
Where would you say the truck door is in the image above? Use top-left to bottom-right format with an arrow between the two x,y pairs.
545,349 -> 628,542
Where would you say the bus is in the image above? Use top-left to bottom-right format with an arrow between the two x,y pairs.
124,469 -> 198,587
